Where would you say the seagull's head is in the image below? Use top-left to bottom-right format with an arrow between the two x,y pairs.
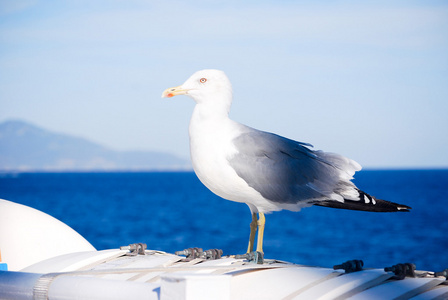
162,69 -> 233,105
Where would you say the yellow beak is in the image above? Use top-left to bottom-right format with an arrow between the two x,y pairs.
161,85 -> 188,98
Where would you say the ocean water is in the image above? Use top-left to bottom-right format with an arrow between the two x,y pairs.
1,170 -> 447,272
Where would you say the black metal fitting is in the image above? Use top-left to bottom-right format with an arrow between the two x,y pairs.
384,263 -> 416,280
235,251 -> 264,264
175,247 -> 224,261
434,268 -> 448,279
333,259 -> 364,273
200,249 -> 223,260
175,247 -> 203,259
120,243 -> 147,256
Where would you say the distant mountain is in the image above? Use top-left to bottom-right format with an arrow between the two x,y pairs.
0,120 -> 191,171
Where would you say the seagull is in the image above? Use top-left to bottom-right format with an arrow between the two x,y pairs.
162,69 -> 411,258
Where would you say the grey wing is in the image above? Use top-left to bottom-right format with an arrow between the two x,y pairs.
228,129 -> 361,204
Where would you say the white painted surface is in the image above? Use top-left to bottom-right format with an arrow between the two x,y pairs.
161,273 -> 231,300
0,199 -> 95,271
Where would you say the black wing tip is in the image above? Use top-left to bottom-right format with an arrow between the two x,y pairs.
314,195 -> 412,213
396,204 -> 412,212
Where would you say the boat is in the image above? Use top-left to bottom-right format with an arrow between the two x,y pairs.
1,199 -> 447,299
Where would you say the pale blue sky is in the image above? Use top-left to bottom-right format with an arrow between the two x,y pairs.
1,0 -> 447,168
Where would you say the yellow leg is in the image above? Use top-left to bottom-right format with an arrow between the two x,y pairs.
256,212 -> 265,254
246,212 -> 258,253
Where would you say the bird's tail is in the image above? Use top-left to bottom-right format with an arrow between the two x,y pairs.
313,189 -> 411,212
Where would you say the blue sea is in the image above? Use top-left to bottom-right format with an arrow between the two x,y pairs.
1,170 -> 447,272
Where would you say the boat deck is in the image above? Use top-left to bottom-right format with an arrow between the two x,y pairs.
2,246 -> 447,300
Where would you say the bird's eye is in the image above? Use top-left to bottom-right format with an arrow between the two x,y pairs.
199,78 -> 207,83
